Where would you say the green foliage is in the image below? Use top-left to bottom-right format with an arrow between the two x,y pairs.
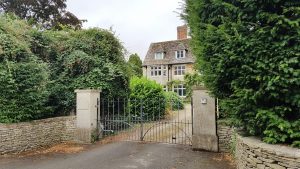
164,92 -> 184,111
0,14 -> 129,122
129,77 -> 166,119
0,0 -> 83,29
184,0 -> 300,147
38,28 -> 130,115
127,53 -> 142,77
0,14 -> 50,123
184,72 -> 203,98
167,80 -> 182,92
91,128 -> 100,143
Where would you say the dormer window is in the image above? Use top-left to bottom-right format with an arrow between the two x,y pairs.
155,52 -> 164,60
176,50 -> 186,59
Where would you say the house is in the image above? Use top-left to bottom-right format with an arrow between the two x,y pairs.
142,25 -> 195,97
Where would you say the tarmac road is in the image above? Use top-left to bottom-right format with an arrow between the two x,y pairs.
0,141 -> 235,169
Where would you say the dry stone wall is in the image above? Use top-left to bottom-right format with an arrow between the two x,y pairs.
217,124 -> 235,153
217,124 -> 300,168
236,135 -> 300,169
0,116 -> 76,154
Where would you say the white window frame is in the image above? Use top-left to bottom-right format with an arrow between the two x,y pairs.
155,52 -> 164,60
163,85 -> 167,91
174,65 -> 186,75
173,84 -> 186,97
151,66 -> 162,76
175,50 -> 186,59
163,65 -> 167,76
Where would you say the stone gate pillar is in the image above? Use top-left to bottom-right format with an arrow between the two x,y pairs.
192,86 -> 218,152
75,89 -> 101,143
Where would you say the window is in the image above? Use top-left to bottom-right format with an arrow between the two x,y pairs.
151,66 -> 162,76
151,65 -> 167,76
176,50 -> 185,59
163,85 -> 167,91
155,52 -> 164,60
174,65 -> 186,75
163,66 -> 167,76
173,84 -> 186,97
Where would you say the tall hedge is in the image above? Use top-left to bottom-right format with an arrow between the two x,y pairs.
37,28 -> 130,115
0,15 -> 50,122
184,0 -> 300,147
0,14 -> 129,122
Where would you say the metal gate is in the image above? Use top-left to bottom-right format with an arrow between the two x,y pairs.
97,98 -> 192,145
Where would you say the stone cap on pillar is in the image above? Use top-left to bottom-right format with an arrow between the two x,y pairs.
75,89 -> 101,93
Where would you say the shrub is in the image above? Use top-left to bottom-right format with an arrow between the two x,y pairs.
164,92 -> 184,111
129,77 -> 166,120
32,28 -> 130,116
184,0 -> 300,147
0,14 -> 50,123
0,14 -> 130,122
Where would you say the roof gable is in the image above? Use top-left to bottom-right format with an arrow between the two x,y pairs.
143,39 -> 195,66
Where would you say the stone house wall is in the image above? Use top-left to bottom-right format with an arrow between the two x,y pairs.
143,63 -> 194,91
0,116 -> 76,155
170,63 -> 194,82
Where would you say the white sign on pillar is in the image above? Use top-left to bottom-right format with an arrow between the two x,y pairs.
75,89 -> 101,143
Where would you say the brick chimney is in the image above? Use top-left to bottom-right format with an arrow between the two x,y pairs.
177,25 -> 188,40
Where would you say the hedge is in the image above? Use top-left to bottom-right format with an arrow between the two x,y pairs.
184,0 -> 300,147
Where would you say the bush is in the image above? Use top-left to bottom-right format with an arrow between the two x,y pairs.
0,14 -> 130,122
32,28 -> 130,116
164,92 -> 184,111
0,15 -> 50,123
184,0 -> 300,147
129,77 -> 166,119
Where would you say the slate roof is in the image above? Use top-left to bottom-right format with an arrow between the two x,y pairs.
142,38 -> 195,66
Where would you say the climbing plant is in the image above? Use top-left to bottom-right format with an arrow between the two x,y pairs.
0,14 -> 130,122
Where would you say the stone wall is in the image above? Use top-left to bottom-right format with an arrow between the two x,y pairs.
236,135 -> 300,169
217,124 -> 234,153
0,116 -> 76,154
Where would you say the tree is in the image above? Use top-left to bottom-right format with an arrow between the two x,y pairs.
127,53 -> 142,77
0,0 -> 83,29
183,0 -> 300,147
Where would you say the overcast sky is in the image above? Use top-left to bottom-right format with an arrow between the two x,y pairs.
66,0 -> 185,60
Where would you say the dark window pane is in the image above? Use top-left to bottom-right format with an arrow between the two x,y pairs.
179,89 -> 183,96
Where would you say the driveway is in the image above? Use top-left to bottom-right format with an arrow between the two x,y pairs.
0,142 -> 235,169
